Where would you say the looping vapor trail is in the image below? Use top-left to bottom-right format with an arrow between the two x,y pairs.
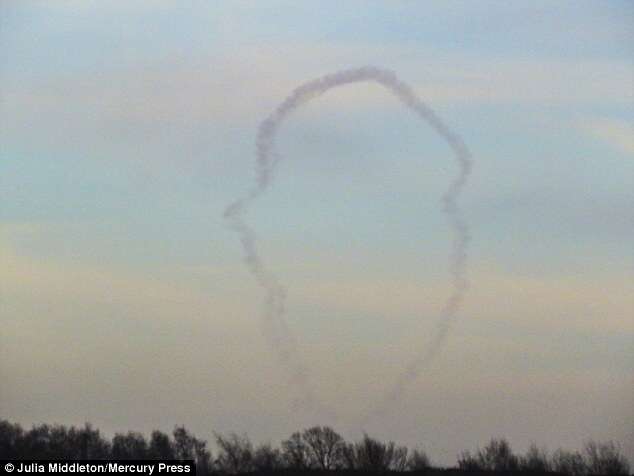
224,66 -> 472,421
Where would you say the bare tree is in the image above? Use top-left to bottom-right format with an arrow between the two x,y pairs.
111,432 -> 148,459
75,424 -> 111,459
341,442 -> 358,470
253,443 -> 284,471
172,427 -> 212,474
40,425 -> 73,459
281,431 -> 311,470
475,438 -> 519,471
583,440 -> 630,475
518,443 -> 550,472
301,426 -> 346,470
148,430 -> 175,460
551,449 -> 587,476
391,444 -> 409,472
345,434 -> 409,472
173,427 -> 196,460
3,417 -> 632,476
407,448 -> 431,472
214,433 -> 253,474
457,450 -> 482,471
0,420 -> 24,458
16,423 -> 109,460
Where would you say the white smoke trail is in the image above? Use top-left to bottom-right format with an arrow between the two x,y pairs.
224,66 -> 472,420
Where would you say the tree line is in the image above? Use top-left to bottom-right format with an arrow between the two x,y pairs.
0,420 -> 629,475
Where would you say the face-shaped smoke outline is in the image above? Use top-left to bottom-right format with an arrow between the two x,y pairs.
224,66 -> 472,422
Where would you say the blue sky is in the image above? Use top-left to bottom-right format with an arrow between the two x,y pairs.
1,0 -> 633,464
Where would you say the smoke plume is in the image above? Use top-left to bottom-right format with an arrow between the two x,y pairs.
224,66 -> 472,420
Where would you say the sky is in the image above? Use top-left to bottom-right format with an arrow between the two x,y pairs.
1,0 -> 633,465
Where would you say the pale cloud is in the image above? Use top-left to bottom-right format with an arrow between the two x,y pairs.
581,118 -> 634,156
0,231 -> 255,328
288,261 -> 634,336
3,44 -> 632,142
4,220 -> 630,348
3,222 -> 631,380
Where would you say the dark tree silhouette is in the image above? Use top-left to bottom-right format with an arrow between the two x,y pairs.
214,433 -> 254,474
281,431 -> 311,470
0,420 -> 23,457
474,438 -> 519,472
20,424 -> 54,458
148,430 -> 176,459
75,424 -> 111,459
0,419 -> 631,476
583,440 -> 630,475
300,426 -> 346,470
345,434 -> 409,471
457,450 -> 483,471
407,448 -> 431,472
173,426 -> 212,473
14,423 -> 110,460
518,444 -> 550,473
111,432 -> 149,459
551,448 -> 587,476
253,443 -> 284,471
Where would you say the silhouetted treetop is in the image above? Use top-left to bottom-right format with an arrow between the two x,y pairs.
0,419 -> 630,475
